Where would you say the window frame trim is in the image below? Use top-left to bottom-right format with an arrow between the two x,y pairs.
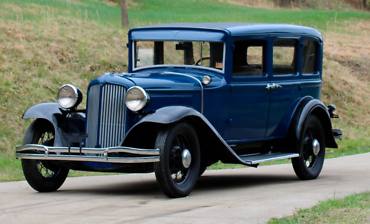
230,37 -> 269,82
301,38 -> 321,77
131,40 -> 226,74
271,37 -> 300,77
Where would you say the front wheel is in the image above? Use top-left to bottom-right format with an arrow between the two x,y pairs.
22,119 -> 69,192
154,123 -> 200,198
292,115 -> 326,180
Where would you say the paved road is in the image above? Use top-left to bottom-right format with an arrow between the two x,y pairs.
1,153 -> 370,224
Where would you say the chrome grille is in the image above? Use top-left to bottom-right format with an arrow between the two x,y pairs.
86,84 -> 126,148
99,85 -> 126,148
86,84 -> 100,147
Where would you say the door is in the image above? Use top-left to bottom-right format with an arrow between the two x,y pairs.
225,39 -> 270,141
266,38 -> 301,137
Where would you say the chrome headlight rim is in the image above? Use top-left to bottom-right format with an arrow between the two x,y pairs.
125,86 -> 150,112
57,84 -> 83,109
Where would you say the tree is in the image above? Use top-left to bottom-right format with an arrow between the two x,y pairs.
364,0 -> 368,9
297,0 -> 302,9
120,0 -> 129,28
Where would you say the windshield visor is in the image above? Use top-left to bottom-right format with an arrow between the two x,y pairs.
133,41 -> 225,73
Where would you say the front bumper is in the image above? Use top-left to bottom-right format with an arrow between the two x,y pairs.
16,144 -> 160,163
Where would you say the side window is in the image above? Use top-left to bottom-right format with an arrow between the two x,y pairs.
273,39 -> 297,75
135,41 -> 154,67
233,40 -> 266,77
302,40 -> 318,74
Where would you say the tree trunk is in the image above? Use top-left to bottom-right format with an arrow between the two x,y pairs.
120,0 -> 129,28
298,0 -> 302,9
364,0 -> 367,9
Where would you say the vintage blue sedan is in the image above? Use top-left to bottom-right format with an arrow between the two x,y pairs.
16,23 -> 342,198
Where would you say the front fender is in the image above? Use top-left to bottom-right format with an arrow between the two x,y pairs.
23,103 -> 68,146
122,106 -> 246,164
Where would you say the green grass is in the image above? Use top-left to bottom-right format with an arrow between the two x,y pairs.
0,151 -> 23,182
268,192 -> 370,223
2,0 -> 370,30
129,0 -> 370,30
0,0 -> 121,26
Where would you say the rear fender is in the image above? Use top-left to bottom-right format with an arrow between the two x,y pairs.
292,99 -> 338,149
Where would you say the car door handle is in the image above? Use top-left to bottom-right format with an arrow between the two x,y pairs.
266,83 -> 282,89
274,83 -> 282,89
266,83 -> 274,89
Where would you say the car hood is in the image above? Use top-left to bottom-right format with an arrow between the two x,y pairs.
121,69 -> 224,91
89,69 -> 225,91
122,71 -> 202,91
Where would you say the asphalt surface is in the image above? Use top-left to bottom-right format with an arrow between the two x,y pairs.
1,153 -> 370,224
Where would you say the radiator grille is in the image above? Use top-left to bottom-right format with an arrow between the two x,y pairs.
86,84 -> 126,148
86,84 -> 100,147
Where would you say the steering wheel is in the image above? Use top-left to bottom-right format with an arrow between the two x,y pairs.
194,57 -> 211,65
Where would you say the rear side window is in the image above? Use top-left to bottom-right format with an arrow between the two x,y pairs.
302,40 -> 318,74
273,39 -> 297,75
233,40 -> 266,77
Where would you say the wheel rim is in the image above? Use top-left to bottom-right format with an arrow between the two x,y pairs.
36,161 -> 60,179
169,134 -> 192,184
302,127 -> 319,168
37,131 -> 54,146
36,129 -> 60,179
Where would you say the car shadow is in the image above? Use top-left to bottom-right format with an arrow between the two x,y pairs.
57,170 -> 299,198
195,172 -> 299,192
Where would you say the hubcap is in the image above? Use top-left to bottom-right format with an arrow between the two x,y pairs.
312,139 -> 320,156
181,149 -> 192,168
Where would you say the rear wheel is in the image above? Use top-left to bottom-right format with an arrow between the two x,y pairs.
22,120 -> 69,192
154,123 -> 200,198
292,115 -> 325,180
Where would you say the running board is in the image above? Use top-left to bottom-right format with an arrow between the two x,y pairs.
239,152 -> 299,165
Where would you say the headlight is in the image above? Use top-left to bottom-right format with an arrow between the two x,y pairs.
57,84 -> 83,109
125,86 -> 150,112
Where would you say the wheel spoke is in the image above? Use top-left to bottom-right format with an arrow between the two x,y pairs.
38,132 -> 54,145
168,134 -> 192,184
308,129 -> 315,141
302,144 -> 310,155
176,137 -> 181,149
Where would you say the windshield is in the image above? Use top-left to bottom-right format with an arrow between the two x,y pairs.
133,41 -> 224,72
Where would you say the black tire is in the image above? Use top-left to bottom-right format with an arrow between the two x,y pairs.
154,123 -> 200,198
198,164 -> 207,177
22,119 -> 69,192
292,115 -> 325,180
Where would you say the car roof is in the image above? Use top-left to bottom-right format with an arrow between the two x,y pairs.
131,22 -> 322,40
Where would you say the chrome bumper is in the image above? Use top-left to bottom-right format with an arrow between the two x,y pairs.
16,144 -> 160,163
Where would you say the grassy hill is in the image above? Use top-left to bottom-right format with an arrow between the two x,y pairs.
1,0 -> 370,180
